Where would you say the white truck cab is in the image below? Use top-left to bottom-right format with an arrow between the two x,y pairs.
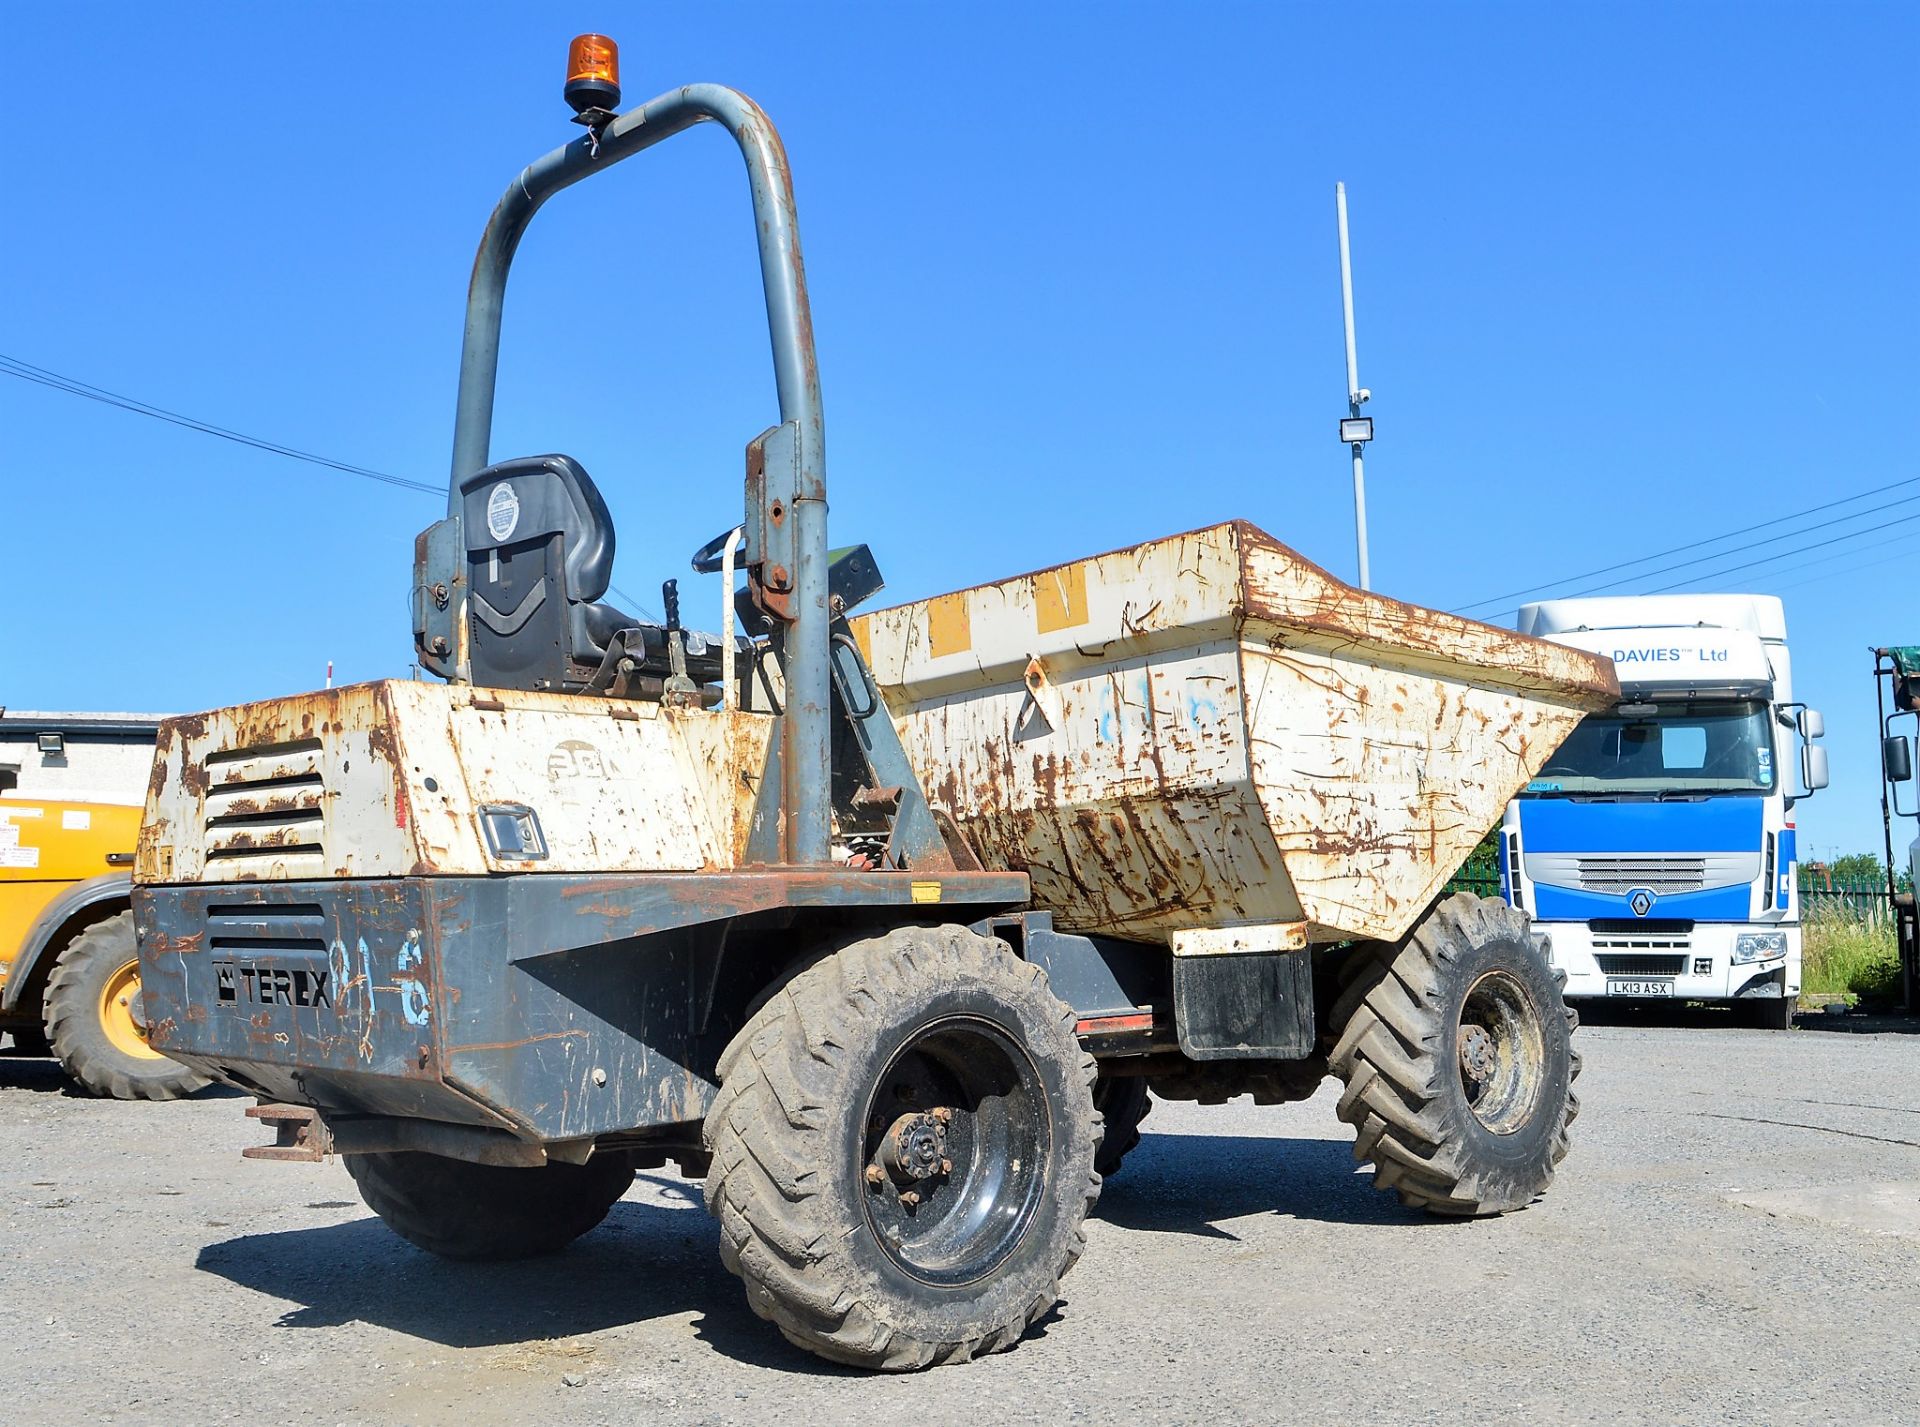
1502,595 -> 1829,1028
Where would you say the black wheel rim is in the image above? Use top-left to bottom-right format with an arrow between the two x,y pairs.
859,1015 -> 1048,1287
1456,969 -> 1546,1134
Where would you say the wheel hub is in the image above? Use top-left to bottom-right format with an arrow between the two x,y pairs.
880,1108 -> 951,1183
1457,1023 -> 1496,1084
856,1014 -> 1048,1286
98,959 -> 161,1061
1456,970 -> 1549,1135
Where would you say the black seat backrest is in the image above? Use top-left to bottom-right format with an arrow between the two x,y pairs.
457,454 -> 615,691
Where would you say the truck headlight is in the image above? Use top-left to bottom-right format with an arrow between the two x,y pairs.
1733,931 -> 1788,964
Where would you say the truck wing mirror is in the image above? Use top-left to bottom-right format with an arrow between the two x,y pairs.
1885,735 -> 1913,785
1798,708 -> 1825,740
1801,742 -> 1831,793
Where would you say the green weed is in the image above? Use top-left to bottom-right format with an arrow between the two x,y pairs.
1802,913 -> 1904,1006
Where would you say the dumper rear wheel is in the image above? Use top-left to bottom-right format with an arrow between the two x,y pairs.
1092,1073 -> 1151,1177
345,1151 -> 635,1261
704,925 -> 1100,1370
1327,893 -> 1576,1215
43,911 -> 209,1101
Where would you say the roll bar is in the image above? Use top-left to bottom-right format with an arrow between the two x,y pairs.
445,84 -> 831,865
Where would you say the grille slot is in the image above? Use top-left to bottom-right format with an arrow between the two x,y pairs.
201,740 -> 328,879
204,903 -> 328,952
1594,953 -> 1688,977
1575,856 -> 1706,894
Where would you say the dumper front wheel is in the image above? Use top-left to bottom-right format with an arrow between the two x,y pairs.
704,925 -> 1100,1370
1328,894 -> 1576,1216
345,1151 -> 635,1260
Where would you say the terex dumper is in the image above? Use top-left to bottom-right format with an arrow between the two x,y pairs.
133,41 -> 1617,1371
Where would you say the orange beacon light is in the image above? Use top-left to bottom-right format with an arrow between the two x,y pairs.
564,34 -> 621,119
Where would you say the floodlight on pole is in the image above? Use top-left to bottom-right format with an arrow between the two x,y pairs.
1336,181 -> 1371,590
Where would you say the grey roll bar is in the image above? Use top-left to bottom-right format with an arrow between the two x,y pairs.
444,83 -> 831,866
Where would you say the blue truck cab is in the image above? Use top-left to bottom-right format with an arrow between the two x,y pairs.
1500,595 -> 1829,1027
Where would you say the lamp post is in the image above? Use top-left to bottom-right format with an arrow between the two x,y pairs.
1336,182 -> 1373,590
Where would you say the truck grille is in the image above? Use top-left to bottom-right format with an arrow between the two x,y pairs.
1525,852 -> 1765,896
1574,856 -> 1706,894
1594,953 -> 1688,977
1591,920 -> 1693,956
202,737 -> 328,880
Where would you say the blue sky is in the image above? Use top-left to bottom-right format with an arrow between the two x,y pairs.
3,4 -> 1915,861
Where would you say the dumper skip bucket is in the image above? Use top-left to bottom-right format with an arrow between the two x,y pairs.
853,521 -> 1617,946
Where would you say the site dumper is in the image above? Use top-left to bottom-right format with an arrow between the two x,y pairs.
132,41 -> 1618,1371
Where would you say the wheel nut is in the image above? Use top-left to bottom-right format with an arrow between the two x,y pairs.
865,1164 -> 885,1188
900,1190 -> 920,1208
939,1157 -> 952,1176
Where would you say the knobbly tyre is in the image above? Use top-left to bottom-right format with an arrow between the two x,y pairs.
132,37 -> 1618,1371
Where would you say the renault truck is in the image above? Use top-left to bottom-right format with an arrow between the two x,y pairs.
1500,596 -> 1828,1028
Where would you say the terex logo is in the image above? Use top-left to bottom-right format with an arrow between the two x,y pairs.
214,961 -> 333,1008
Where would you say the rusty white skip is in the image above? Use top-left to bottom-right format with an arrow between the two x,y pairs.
136,682 -> 772,885
853,520 -> 1618,946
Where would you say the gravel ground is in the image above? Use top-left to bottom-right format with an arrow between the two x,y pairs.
4,1019 -> 1918,1426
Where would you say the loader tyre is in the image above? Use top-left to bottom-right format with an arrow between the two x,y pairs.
43,911 -> 209,1101
345,1151 -> 635,1261
1327,893 -> 1577,1215
703,925 -> 1100,1370
1092,1073 -> 1151,1177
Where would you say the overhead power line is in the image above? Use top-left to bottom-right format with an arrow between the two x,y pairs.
1555,493 -> 1920,600
0,351 -> 442,495
0,350 -> 660,621
1451,470 -> 1920,614
1768,544 -> 1915,597
1644,518 -> 1920,595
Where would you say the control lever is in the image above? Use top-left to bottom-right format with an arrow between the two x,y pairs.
661,579 -> 700,708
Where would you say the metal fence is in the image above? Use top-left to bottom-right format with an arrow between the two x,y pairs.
1444,869 -> 1502,900
1799,875 -> 1898,924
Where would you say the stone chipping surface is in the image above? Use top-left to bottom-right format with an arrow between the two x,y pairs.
3,1018 -> 1917,1426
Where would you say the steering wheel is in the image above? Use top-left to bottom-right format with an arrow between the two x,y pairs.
691,525 -> 746,574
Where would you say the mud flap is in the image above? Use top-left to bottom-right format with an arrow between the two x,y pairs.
1172,950 -> 1314,1060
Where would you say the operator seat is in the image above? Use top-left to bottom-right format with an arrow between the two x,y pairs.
455,454 -> 642,691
